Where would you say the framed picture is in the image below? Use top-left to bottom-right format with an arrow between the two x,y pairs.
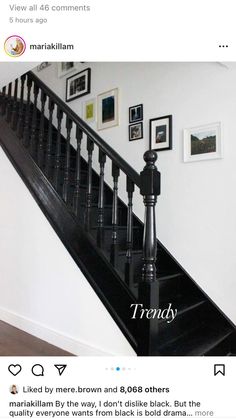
84,98 -> 96,122
129,122 -> 143,141
97,88 -> 119,130
58,62 -> 77,78
183,122 -> 222,162
37,62 -> 51,72
129,104 -> 143,123
66,68 -> 91,103
150,115 -> 172,151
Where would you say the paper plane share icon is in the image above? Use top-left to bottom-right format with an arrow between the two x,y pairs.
54,364 -> 67,376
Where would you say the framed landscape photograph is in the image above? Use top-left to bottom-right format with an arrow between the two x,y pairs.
129,122 -> 143,141
129,104 -> 143,123
58,62 -> 77,78
183,122 -> 222,162
84,98 -> 96,122
66,68 -> 91,102
97,88 -> 119,130
150,115 -> 172,151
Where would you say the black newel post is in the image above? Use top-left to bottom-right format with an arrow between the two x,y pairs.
138,150 -> 161,356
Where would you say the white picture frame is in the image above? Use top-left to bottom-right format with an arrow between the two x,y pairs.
97,88 -> 119,130
58,62 -> 77,78
183,122 -> 222,163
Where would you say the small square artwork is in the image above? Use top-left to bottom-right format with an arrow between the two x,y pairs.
129,104 -> 143,123
184,122 -> 222,162
58,62 -> 77,78
129,122 -> 143,141
84,98 -> 96,122
97,88 -> 119,130
150,115 -> 172,151
66,68 -> 91,102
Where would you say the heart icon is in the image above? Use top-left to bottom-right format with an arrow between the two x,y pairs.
8,364 -> 22,376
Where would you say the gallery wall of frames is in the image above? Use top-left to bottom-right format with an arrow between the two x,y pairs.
38,62 -> 222,164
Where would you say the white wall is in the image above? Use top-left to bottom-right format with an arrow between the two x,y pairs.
0,147 -> 136,356
0,62 -> 39,88
34,62 -> 236,326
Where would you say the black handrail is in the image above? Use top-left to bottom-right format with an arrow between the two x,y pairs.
28,71 -> 141,188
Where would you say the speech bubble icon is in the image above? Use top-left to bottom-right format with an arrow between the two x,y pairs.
32,364 -> 44,377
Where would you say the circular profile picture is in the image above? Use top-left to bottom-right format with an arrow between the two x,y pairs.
10,384 -> 18,395
4,35 -> 26,57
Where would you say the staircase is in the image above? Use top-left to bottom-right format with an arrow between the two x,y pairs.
0,71 -> 235,356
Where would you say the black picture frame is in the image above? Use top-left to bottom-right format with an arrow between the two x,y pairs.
129,122 -> 143,141
66,68 -> 91,103
129,104 -> 143,123
149,115 -> 172,151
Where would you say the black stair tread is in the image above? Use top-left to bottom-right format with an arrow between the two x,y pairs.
133,272 -> 184,290
118,246 -> 165,257
91,225 -> 141,231
159,296 -> 206,324
158,324 -> 233,356
118,249 -> 143,256
80,203 -> 113,209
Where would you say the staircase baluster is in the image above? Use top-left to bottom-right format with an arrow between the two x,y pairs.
30,83 -> 39,157
37,90 -> 47,168
97,149 -> 106,247
6,82 -> 12,123
45,98 -> 55,178
1,87 -> 7,116
17,74 -> 26,139
138,150 -> 161,355
53,107 -> 63,190
125,177 -> 135,286
62,116 -> 73,203
84,136 -> 94,231
11,79 -> 19,130
23,76 -> 33,147
110,162 -> 120,267
73,125 -> 83,216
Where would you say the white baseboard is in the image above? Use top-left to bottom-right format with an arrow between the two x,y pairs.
0,307 -> 114,356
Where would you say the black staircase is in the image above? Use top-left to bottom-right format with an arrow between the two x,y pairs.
0,71 -> 235,356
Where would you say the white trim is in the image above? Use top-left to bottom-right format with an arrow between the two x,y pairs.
0,307 -> 115,357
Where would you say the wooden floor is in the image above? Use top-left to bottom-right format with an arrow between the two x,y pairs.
0,320 -> 72,356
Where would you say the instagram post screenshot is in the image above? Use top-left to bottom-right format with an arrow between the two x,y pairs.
0,1 -> 235,418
